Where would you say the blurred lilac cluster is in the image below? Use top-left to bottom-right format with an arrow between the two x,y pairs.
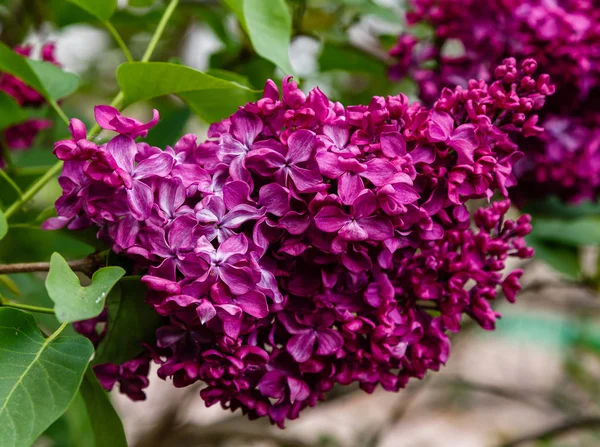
0,44 -> 58,166
389,0 -> 600,204
51,61 -> 551,426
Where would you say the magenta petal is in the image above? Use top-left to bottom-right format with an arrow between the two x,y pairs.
316,329 -> 344,356
220,264 -> 256,295
287,377 -> 310,403
339,220 -> 369,241
222,204 -> 265,229
338,173 -> 364,205
315,151 -> 344,178
258,372 -> 285,399
287,331 -> 317,363
197,299 -> 217,324
287,129 -> 317,163
94,105 -> 120,131
450,124 -> 479,164
288,166 -> 323,192
358,216 -> 394,241
380,132 -> 407,157
314,206 -> 351,233
219,233 -> 249,258
428,110 -> 454,142
135,152 -> 174,179
127,181 -> 153,220
107,134 -> 137,173
259,183 -> 290,216
236,291 -> 269,318
362,159 -> 398,186
230,110 -> 263,147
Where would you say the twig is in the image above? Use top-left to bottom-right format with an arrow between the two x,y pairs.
500,416 -> 600,447
0,252 -> 106,277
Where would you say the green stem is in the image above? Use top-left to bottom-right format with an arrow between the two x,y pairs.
49,99 -> 70,127
0,298 -> 55,315
0,168 -> 23,197
1,135 -> 15,172
104,21 -> 134,63
3,161 -> 63,219
141,0 -> 180,62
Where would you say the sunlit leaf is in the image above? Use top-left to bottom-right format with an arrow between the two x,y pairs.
0,308 -> 93,447
45,252 -> 125,323
527,236 -> 581,278
117,62 -> 259,122
531,217 -> 600,247
94,277 -> 162,365
319,42 -> 386,75
0,42 -> 80,102
224,0 -> 294,74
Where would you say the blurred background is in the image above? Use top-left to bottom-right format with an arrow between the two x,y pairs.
1,0 -> 599,446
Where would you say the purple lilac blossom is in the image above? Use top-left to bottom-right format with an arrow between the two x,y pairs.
389,0 -> 600,204
0,44 -> 58,167
51,59 -> 551,427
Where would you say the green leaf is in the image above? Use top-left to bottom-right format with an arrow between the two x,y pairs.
28,60 -> 81,103
527,236 -> 581,278
0,91 -> 28,131
0,209 -> 6,241
530,217 -> 600,247
129,0 -> 155,6
224,0 -> 294,74
319,43 -> 386,75
242,0 -> 294,75
66,0 -> 117,20
0,42 -> 80,102
117,62 -> 259,122
94,277 -> 162,365
0,308 -> 94,447
45,253 -> 125,323
79,368 -> 127,447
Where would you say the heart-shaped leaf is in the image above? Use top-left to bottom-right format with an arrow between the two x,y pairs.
0,308 -> 94,447
0,42 -> 80,102
117,62 -> 260,122
225,0 -> 294,75
45,252 -> 125,323
66,0 -> 117,21
79,368 -> 127,447
94,277 -> 162,365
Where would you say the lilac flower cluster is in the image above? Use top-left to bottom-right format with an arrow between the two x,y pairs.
389,0 -> 600,204
49,60 -> 551,426
0,44 -> 58,167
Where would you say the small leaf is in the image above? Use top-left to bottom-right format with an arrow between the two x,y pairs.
0,209 -> 6,241
28,59 -> 81,102
66,0 -> 117,20
94,277 -> 162,365
224,0 -> 294,74
0,91 -> 28,131
117,62 -> 259,122
0,42 -> 80,102
79,368 -> 127,447
0,308 -> 94,447
46,252 -> 125,323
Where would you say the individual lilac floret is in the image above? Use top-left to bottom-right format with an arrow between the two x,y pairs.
55,60 -> 550,427
0,43 -> 59,167
389,0 -> 598,204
